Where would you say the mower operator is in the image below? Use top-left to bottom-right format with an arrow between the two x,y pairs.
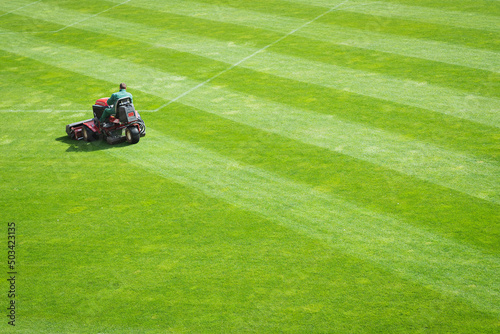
99,83 -> 133,124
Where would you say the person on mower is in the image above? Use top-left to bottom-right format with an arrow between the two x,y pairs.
99,83 -> 134,126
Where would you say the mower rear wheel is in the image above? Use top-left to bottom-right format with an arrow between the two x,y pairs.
138,118 -> 146,137
82,125 -> 96,142
126,126 -> 140,144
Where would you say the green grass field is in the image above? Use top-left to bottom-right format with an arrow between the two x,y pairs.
1,0 -> 499,332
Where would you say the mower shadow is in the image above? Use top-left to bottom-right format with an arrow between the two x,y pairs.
56,136 -> 129,152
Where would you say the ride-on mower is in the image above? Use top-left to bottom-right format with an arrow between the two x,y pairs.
66,97 -> 146,145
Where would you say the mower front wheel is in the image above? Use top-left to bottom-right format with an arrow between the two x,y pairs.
82,125 -> 97,142
126,126 -> 140,144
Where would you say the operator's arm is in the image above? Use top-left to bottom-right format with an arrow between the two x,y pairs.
107,93 -> 117,107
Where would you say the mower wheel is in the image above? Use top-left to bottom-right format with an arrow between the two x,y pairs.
138,118 -> 146,137
126,126 -> 140,144
82,125 -> 96,142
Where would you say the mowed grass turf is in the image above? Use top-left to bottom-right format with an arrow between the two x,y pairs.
0,0 -> 499,332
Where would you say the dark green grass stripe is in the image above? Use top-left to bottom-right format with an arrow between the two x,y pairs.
40,0 -> 121,14
191,0 -> 328,20
0,50 -> 162,110
0,9 -> 61,33
334,1 -> 500,34
320,10 -> 499,51
374,0 -> 500,16
76,1 -> 282,48
271,35 -> 499,99
0,50 -> 106,109
150,103 -> 500,253
44,28 -> 230,83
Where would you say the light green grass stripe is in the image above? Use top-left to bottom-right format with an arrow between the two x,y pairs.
297,24 -> 500,73
107,128 -> 500,316
286,0 -> 500,32
243,51 -> 500,127
286,0 -> 500,9
106,0 -> 499,72
0,0 -> 41,18
337,1 -> 500,32
0,0 -> 81,29
0,82 -> 73,111
0,0 -> 130,33
1,30 -> 497,204
180,85 -> 500,205
0,30 -> 200,103
7,5 -> 498,125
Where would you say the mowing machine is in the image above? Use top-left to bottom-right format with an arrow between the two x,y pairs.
66,97 -> 146,145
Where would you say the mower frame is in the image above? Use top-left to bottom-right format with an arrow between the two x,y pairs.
66,97 -> 146,145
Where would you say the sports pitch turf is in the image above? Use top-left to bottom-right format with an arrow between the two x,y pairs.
0,0 -> 499,332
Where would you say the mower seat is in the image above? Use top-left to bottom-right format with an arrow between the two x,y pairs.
115,97 -> 137,123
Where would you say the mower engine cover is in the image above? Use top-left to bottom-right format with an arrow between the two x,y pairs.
92,98 -> 109,120
95,98 -> 109,107
118,102 -> 138,123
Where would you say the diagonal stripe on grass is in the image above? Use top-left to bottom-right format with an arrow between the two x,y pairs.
2,9 -> 499,131
0,30 -> 497,204
103,0 -> 500,72
0,0 -> 41,18
297,25 -> 500,73
0,0 -> 131,34
313,0 -> 500,32
106,128 -> 500,316
52,0 -> 131,33
0,48 -> 165,110
240,51 -> 500,127
0,1 -> 500,72
180,86 -> 500,205
0,29 -> 201,101
286,0 -> 500,16
108,0 -> 500,33
7,1 -> 497,101
3,8 -> 498,125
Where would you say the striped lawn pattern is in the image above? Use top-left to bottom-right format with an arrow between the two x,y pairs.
0,0 -> 498,332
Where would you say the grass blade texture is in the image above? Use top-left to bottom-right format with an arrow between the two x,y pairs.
0,0 -> 498,332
